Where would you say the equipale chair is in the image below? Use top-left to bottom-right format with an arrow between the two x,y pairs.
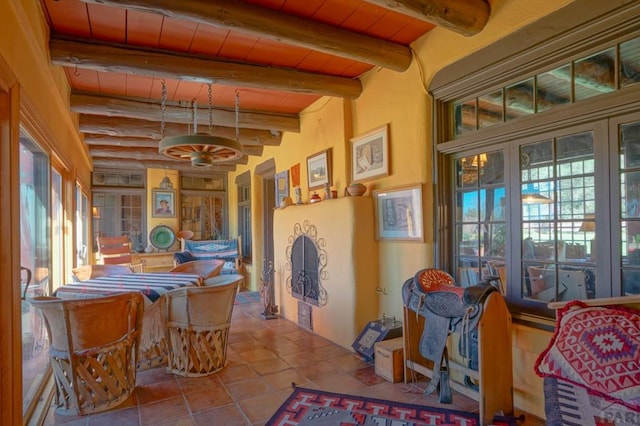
97,235 -> 145,272
165,279 -> 240,377
29,292 -> 144,416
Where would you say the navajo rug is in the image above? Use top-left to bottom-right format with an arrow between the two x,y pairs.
266,387 -> 479,426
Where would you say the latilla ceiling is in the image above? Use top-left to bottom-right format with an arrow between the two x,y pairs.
39,0 -> 491,172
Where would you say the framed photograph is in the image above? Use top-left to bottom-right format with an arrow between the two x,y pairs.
351,124 -> 389,183
307,148 -> 332,190
152,189 -> 176,218
373,184 -> 423,241
275,170 -> 290,208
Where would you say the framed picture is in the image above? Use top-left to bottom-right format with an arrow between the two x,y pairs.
373,184 -> 423,241
152,189 -> 176,218
275,170 -> 289,208
307,148 -> 332,190
351,124 -> 389,183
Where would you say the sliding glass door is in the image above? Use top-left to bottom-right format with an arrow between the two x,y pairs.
19,130 -> 51,416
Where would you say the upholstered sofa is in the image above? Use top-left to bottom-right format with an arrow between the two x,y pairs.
174,237 -> 242,276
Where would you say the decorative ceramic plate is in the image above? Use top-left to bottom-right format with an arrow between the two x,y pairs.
149,225 -> 176,250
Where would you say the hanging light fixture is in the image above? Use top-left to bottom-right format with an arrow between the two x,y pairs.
158,81 -> 243,168
521,183 -> 553,204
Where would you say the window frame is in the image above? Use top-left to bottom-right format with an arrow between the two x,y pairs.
431,2 -> 640,320
236,171 -> 252,264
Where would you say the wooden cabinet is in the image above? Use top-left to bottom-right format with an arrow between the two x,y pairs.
132,252 -> 176,272
374,337 -> 404,383
403,292 -> 513,425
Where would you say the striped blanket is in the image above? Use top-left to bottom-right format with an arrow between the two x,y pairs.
55,272 -> 201,305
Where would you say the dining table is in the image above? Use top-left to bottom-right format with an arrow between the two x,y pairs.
54,272 -> 201,369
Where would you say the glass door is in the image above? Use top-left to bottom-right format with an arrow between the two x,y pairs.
20,130 -> 51,416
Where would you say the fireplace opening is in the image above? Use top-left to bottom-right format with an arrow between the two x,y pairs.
291,235 -> 320,305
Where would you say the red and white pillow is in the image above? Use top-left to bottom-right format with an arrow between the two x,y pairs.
535,300 -> 640,411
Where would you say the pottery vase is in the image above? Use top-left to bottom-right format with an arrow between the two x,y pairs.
347,182 -> 367,196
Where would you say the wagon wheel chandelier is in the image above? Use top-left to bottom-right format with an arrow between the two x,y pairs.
158,81 -> 243,168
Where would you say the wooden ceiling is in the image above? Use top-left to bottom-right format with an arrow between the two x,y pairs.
40,0 -> 491,172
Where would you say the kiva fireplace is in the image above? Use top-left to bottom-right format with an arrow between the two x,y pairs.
274,196 -> 379,349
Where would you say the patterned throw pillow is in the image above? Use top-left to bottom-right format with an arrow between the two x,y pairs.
535,300 -> 640,411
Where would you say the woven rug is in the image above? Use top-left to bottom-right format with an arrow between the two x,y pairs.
234,290 -> 261,304
266,387 -> 479,426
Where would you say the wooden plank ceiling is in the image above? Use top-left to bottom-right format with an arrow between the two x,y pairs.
40,0 -> 491,171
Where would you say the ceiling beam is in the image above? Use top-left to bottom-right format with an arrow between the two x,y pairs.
362,0 -> 490,36
79,115 -> 282,146
77,0 -> 412,72
84,135 -> 160,149
51,37 -> 362,99
92,157 -> 236,172
71,92 -> 298,134
89,146 -> 250,164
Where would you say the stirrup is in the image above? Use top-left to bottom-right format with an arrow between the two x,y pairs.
438,348 -> 452,404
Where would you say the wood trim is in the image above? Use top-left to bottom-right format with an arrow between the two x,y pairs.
77,0 -> 412,72
0,79 -> 23,425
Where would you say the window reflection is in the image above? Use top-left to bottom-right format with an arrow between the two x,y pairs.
619,37 -> 640,88
478,90 -> 503,128
537,65 -> 572,112
506,78 -> 534,120
454,151 -> 506,287
574,48 -> 616,101
450,36 -> 640,139
620,121 -> 640,295
520,132 -> 596,303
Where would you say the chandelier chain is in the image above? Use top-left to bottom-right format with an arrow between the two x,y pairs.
160,79 -> 167,138
208,83 -> 213,134
192,99 -> 198,134
235,90 -> 240,142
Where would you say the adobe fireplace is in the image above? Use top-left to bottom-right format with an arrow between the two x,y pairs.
274,197 -> 379,349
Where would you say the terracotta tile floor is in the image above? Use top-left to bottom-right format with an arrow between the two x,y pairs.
43,298 -> 544,425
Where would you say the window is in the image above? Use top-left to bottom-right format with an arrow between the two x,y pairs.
180,173 -> 227,240
236,171 -> 252,263
92,169 -> 146,251
76,186 -> 89,266
433,6 -> 640,319
92,191 -> 145,251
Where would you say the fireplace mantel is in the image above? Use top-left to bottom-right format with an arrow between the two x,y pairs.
273,196 -> 379,349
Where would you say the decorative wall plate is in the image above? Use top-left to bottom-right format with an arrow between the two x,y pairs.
149,225 -> 176,251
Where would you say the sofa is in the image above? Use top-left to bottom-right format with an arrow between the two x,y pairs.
174,237 -> 242,276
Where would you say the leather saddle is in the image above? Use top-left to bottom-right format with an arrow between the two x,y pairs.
402,268 -> 496,403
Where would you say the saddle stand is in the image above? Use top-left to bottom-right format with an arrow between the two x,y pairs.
402,268 -> 496,404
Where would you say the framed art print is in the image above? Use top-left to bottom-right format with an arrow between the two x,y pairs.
373,184 -> 423,241
351,124 -> 389,183
152,189 -> 176,218
307,148 -> 332,190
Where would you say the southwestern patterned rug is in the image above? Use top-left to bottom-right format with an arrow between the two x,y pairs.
266,387 -> 479,426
